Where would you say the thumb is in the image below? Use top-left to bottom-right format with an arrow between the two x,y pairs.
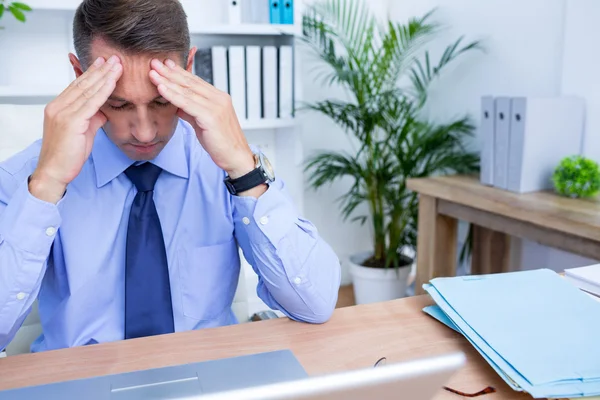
84,111 -> 106,156
88,111 -> 107,135
177,108 -> 197,127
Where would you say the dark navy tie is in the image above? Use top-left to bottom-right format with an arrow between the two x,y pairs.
124,163 -> 174,339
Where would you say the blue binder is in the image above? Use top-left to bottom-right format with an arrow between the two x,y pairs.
269,0 -> 281,24
281,0 -> 294,24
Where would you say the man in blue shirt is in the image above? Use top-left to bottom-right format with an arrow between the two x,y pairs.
0,0 -> 341,353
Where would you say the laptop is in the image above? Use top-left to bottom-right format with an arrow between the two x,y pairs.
188,351 -> 466,400
0,350 -> 464,400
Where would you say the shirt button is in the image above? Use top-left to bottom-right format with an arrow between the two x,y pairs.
259,216 -> 269,225
242,217 -> 250,225
293,277 -> 302,285
45,227 -> 57,236
16,292 -> 26,300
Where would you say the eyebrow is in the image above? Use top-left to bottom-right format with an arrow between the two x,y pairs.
108,95 -> 166,103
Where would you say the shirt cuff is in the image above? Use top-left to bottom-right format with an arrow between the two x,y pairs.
232,183 -> 297,246
0,177 -> 62,255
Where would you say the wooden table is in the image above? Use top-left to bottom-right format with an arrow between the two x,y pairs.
407,174 -> 600,295
0,296 -> 532,399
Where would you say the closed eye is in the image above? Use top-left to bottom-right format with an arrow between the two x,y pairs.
107,103 -> 130,111
107,101 -> 171,111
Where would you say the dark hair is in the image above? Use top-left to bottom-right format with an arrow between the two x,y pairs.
73,0 -> 190,69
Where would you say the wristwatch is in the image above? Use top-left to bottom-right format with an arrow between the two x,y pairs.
224,152 -> 275,195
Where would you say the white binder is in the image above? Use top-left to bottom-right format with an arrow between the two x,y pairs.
211,47 -> 229,94
507,96 -> 585,193
493,97 -> 512,189
245,46 -> 261,120
227,0 -> 242,24
228,46 -> 246,120
480,96 -> 495,186
278,45 -> 294,119
262,46 -> 278,120
242,0 -> 270,23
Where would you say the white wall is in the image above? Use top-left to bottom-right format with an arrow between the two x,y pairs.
386,0 -> 598,273
562,0 -> 600,161
0,10 -> 74,87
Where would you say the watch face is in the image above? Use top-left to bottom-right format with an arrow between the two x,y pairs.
260,153 -> 276,181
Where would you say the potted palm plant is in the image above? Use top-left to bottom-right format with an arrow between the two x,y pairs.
301,0 -> 480,304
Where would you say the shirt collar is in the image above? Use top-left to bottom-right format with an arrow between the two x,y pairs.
91,120 -> 189,188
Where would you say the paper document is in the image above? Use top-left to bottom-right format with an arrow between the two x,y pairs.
565,264 -> 600,297
423,269 -> 600,398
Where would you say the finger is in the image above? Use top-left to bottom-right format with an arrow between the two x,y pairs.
62,56 -> 121,107
54,57 -> 105,107
75,63 -> 123,120
150,58 -> 217,98
151,70 -> 211,117
71,61 -> 122,112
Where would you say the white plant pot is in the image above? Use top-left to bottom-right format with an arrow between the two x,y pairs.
349,251 -> 412,305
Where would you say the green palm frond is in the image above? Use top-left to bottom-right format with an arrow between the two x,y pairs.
372,11 -> 439,95
305,151 -> 365,189
409,36 -> 483,106
301,0 -> 377,101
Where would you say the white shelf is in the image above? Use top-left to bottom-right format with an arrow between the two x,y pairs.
26,0 -> 299,37
0,86 -> 62,104
240,118 -> 295,130
27,0 -> 80,10
191,24 -> 299,36
0,86 -> 61,96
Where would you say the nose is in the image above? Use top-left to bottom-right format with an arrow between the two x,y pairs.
131,107 -> 157,144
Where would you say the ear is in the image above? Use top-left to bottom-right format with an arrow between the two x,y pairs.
186,47 -> 197,73
69,53 -> 85,78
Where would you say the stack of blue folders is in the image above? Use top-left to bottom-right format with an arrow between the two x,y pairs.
423,268 -> 600,399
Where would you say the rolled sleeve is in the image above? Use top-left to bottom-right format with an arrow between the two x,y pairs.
0,178 -> 61,256
231,180 -> 340,323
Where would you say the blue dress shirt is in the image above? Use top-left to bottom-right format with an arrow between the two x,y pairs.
0,120 -> 341,352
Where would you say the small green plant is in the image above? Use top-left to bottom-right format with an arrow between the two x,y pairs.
0,1 -> 32,25
552,155 -> 600,198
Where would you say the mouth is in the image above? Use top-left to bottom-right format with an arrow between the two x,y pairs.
129,143 -> 159,154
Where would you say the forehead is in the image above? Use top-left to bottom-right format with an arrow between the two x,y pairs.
89,38 -> 177,103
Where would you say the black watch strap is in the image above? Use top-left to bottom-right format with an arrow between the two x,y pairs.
224,168 -> 267,195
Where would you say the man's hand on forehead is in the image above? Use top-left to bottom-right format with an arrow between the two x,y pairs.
148,58 -> 258,188
30,55 -> 123,204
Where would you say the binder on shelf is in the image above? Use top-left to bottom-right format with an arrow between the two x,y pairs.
246,46 -> 262,120
279,45 -> 294,119
480,96 -> 495,186
242,0 -> 270,24
507,96 -> 585,193
493,97 -> 511,190
193,48 -> 213,85
211,47 -> 229,94
281,0 -> 294,24
228,0 -> 242,24
262,46 -> 278,120
269,0 -> 281,24
228,46 -> 247,120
